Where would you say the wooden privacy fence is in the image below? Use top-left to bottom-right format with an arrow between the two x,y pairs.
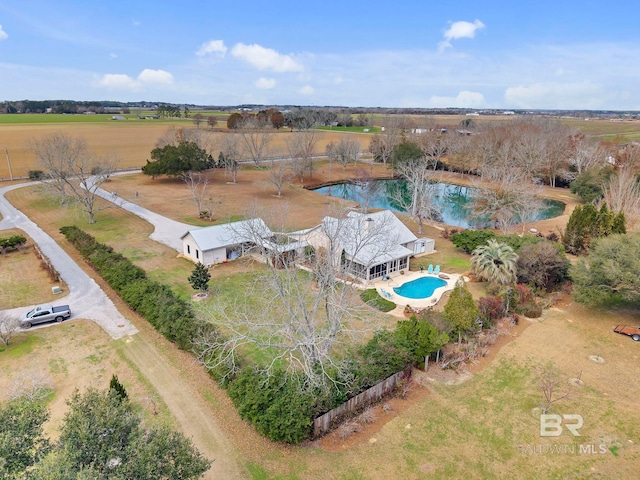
313,368 -> 411,438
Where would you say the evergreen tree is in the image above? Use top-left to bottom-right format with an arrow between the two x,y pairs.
563,203 -> 627,254
395,316 -> 449,369
443,279 -> 480,340
188,262 -> 211,293
109,374 -> 128,402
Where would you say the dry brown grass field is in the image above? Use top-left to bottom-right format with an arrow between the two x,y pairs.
0,121 -> 372,179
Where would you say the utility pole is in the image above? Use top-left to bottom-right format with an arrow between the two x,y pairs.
5,147 -> 13,181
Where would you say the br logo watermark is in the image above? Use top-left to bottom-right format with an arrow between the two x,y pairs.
540,414 -> 583,437
516,413 -> 608,455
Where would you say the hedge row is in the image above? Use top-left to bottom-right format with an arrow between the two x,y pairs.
59,226 -> 198,349
58,226 -> 423,444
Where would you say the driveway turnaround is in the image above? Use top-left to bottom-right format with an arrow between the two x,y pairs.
0,183 -> 138,339
92,172 -> 192,252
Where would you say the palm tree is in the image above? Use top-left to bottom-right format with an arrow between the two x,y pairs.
471,239 -> 518,285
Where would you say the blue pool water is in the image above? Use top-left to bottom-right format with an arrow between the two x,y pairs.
393,276 -> 448,299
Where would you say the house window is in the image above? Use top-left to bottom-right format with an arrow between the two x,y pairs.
187,245 -> 191,254
196,249 -> 199,259
399,257 -> 407,270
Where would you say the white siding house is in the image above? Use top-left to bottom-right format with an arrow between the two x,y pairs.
181,218 -> 272,266
291,210 -> 435,283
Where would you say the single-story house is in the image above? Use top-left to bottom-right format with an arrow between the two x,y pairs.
181,218 -> 272,266
291,210 -> 434,283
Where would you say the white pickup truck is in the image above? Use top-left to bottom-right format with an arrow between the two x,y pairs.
21,304 -> 71,328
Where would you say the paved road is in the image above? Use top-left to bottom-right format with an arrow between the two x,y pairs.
0,182 -> 138,339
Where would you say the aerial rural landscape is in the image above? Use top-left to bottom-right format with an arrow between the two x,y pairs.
1,3 -> 640,480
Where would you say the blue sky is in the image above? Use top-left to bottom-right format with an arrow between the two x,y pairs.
1,0 -> 639,109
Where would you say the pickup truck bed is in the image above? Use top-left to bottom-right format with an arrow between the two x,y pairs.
613,325 -> 640,342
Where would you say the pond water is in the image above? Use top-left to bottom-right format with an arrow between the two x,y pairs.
313,179 -> 565,229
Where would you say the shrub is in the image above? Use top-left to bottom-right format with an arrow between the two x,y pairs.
0,234 -> 27,254
337,421 -> 361,439
570,166 -> 613,203
226,368 -> 314,444
496,233 -> 545,253
360,289 -> 396,312
478,296 -> 507,324
358,407 -> 377,425
28,170 -> 45,181
516,240 -> 570,292
451,229 -> 496,254
355,330 -> 412,390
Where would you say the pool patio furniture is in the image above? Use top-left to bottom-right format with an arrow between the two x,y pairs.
380,288 -> 393,299
433,265 -> 440,275
427,264 -> 434,274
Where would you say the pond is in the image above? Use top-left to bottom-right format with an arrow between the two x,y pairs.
313,179 -> 565,229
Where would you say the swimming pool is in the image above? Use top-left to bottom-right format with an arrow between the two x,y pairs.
393,276 -> 447,299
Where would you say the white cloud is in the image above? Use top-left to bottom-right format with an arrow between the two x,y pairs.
94,69 -> 173,90
137,68 -> 173,85
132,20 -> 141,27
95,73 -> 138,90
428,90 -> 486,108
299,85 -> 314,95
439,19 -> 485,52
255,77 -> 276,89
0,25 -> 8,40
504,82 -> 604,109
196,39 -> 227,57
231,43 -> 303,72
109,53 -> 118,59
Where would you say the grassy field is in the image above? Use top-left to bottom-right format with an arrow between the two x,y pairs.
4,272 -> 639,478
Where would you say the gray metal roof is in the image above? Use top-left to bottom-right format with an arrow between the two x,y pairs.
181,218 -> 272,252
322,210 -> 419,266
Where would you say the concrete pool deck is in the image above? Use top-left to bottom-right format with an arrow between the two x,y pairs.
373,269 -> 462,311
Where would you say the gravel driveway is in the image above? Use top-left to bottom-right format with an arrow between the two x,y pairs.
0,182 -> 138,339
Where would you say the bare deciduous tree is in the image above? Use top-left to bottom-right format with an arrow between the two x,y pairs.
238,117 -> 273,166
368,115 -> 404,165
602,166 -> 640,230
392,158 -> 439,234
568,134 -> 607,177
0,314 -> 20,347
183,170 -> 211,217
326,139 -> 359,170
219,134 -> 241,183
468,168 -> 543,232
267,159 -> 293,197
193,207 -> 400,389
156,126 -> 214,153
539,365 -> 572,414
6,370 -> 54,402
32,133 -> 118,223
285,130 -> 318,181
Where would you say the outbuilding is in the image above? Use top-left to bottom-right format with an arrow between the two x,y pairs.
181,218 -> 272,266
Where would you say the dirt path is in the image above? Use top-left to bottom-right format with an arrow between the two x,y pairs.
122,333 -> 246,480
